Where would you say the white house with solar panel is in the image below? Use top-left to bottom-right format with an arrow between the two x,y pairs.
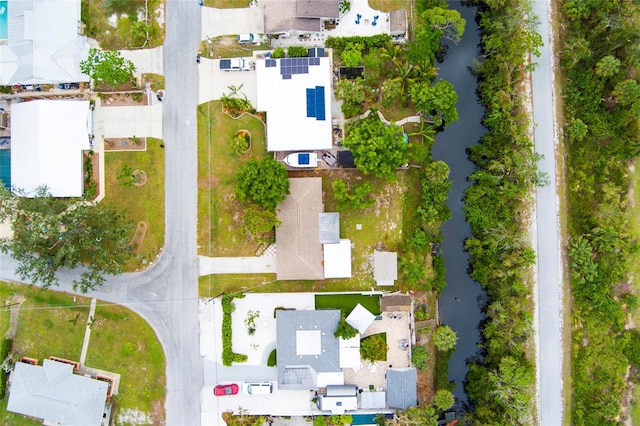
256,49 -> 333,152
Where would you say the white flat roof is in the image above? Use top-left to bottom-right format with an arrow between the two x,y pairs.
323,239 -> 352,278
11,100 -> 90,197
256,56 -> 332,151
296,329 -> 322,355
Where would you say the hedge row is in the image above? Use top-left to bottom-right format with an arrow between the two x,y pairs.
221,294 -> 248,366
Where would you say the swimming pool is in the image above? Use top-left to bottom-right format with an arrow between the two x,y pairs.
0,148 -> 11,189
0,0 -> 9,40
0,1 -> 7,40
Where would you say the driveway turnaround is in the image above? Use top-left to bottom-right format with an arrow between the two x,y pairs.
198,58 -> 258,105
201,6 -> 264,39
532,0 -> 564,424
93,104 -> 163,139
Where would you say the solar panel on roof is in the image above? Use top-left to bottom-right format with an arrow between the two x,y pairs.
283,74 -> 292,79
306,88 -> 316,117
315,86 -> 326,121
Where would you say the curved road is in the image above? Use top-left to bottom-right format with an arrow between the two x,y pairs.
1,1 -> 205,425
532,0 -> 564,424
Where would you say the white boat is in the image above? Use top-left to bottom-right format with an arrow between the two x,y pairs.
283,152 -> 318,168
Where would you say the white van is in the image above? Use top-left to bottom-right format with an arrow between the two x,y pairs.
242,382 -> 273,395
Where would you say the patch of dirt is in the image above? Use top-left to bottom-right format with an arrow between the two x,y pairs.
132,170 -> 147,186
116,409 -> 152,425
98,91 -> 147,106
130,221 -> 147,252
150,398 -> 166,426
198,175 -> 219,190
104,137 -> 147,151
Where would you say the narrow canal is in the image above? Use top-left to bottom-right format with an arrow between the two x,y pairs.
431,1 -> 486,408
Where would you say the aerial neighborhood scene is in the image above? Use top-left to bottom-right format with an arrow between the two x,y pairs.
0,0 -> 639,425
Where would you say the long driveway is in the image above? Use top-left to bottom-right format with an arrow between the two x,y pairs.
0,1 -> 205,425
531,0 -> 564,424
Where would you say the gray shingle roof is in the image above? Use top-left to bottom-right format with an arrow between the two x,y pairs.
374,251 -> 398,284
7,360 -> 108,426
276,309 -> 341,390
386,368 -> 417,409
276,178 -> 324,280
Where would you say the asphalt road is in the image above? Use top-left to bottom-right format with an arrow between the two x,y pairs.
1,1 -> 206,425
531,0 -> 564,424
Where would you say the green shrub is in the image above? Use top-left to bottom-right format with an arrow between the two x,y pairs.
332,179 -> 375,210
230,133 -> 250,155
360,333 -> 387,362
267,349 -> 277,367
287,46 -> 309,57
0,338 -> 12,399
221,293 -> 248,366
334,315 -> 358,339
435,349 -> 454,391
434,325 -> 457,352
412,345 -> 428,370
272,47 -> 285,59
434,389 -> 454,411
313,416 -> 327,426
325,34 -> 391,52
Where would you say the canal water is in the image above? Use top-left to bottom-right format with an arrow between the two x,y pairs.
431,1 -> 486,409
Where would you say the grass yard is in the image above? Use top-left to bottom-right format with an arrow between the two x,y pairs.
197,100 -> 268,257
85,304 -> 166,423
81,0 -> 165,50
0,281 -> 166,425
204,0 -> 251,8
628,161 -> 640,423
315,293 -> 382,315
103,138 -> 165,271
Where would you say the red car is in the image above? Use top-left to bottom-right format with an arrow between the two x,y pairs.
214,384 -> 239,396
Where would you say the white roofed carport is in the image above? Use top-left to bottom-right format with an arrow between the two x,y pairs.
11,100 -> 90,197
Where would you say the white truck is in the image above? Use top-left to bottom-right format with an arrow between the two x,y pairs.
219,58 -> 252,71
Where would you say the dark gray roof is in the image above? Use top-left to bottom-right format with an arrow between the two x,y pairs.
296,0 -> 339,18
276,309 -> 341,390
319,212 -> 340,244
264,0 -> 323,33
7,360 -> 108,426
381,294 -> 412,311
386,368 -> 417,409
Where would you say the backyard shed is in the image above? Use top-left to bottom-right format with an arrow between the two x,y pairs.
389,10 -> 408,36
386,367 -> 418,409
7,360 -> 108,426
374,251 -> 398,286
319,212 -> 340,244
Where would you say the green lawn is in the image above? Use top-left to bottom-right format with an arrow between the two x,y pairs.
315,293 -> 382,315
85,304 -> 166,420
204,0 -> 251,8
197,101 -> 268,257
103,138 -> 165,271
629,160 -> 640,422
0,282 -> 166,425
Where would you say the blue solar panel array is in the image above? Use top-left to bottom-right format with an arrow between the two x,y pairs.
265,59 -> 276,68
306,86 -> 326,121
278,57 -> 321,79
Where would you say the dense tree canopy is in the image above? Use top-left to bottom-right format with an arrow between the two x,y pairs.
80,48 -> 136,87
411,79 -> 459,127
0,186 -> 134,292
235,158 -> 290,209
342,113 -> 408,179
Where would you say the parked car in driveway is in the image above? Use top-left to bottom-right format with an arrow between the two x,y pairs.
214,383 -> 239,396
243,382 -> 273,395
237,33 -> 259,44
58,83 -> 80,90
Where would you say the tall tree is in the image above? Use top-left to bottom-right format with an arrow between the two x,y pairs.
235,158 -> 290,209
0,186 -> 134,292
342,113 -> 408,179
411,79 -> 459,126
80,48 -> 136,88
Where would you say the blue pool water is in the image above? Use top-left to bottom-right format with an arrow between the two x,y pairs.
351,413 -> 388,425
0,1 -> 7,40
0,148 -> 10,189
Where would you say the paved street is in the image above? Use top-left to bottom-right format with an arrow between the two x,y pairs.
531,0 -> 564,424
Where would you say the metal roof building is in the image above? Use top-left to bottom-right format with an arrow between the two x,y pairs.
0,0 -> 90,85
7,360 -> 108,426
10,100 -> 91,197
374,251 -> 398,286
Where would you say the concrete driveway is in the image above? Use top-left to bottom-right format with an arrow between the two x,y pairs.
198,58 -> 258,105
119,47 -> 164,75
202,6 -> 264,40
198,256 -> 276,275
93,104 -> 163,139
